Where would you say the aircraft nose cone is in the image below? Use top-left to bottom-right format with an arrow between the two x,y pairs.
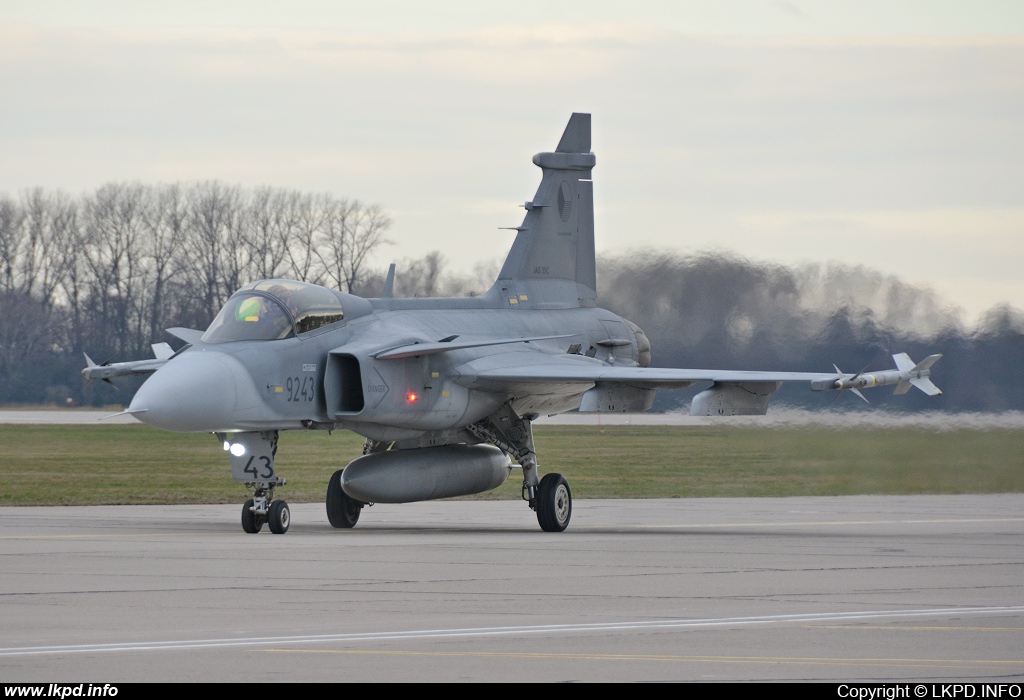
129,351 -> 239,432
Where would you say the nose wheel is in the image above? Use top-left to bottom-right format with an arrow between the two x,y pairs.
241,483 -> 289,534
267,500 -> 290,534
241,498 -> 261,533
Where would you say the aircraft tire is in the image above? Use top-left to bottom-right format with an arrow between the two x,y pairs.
268,500 -> 290,534
326,469 -> 362,528
536,473 -> 571,532
241,499 -> 262,534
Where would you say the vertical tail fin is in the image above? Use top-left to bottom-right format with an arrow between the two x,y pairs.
492,113 -> 596,308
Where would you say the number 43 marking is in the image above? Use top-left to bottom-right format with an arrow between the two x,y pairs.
243,456 -> 274,479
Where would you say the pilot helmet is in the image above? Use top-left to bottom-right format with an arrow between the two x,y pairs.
235,297 -> 263,322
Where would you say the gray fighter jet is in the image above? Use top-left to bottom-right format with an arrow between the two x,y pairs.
84,113 -> 942,534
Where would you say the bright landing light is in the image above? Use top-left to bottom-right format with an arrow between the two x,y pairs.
229,443 -> 246,457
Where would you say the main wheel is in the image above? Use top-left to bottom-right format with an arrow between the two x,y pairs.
326,469 -> 363,528
268,499 -> 290,534
536,473 -> 572,532
241,498 -> 262,534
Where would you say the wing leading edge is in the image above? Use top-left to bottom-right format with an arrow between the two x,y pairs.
454,358 -> 835,390
451,351 -> 941,416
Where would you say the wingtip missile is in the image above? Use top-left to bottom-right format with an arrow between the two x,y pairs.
81,353 -> 114,385
814,353 -> 942,398
82,352 -> 168,382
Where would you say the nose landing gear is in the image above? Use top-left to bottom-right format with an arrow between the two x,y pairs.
240,482 -> 290,534
220,430 -> 291,534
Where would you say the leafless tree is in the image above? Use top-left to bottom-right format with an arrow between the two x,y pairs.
0,195 -> 25,293
287,192 -> 329,284
183,181 -> 240,325
13,189 -> 78,308
316,201 -> 391,293
246,187 -> 292,280
140,184 -> 186,343
82,183 -> 149,356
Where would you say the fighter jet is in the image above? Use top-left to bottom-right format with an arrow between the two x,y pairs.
83,113 -> 942,535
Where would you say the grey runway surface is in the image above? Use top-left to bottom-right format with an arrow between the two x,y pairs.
1,496 -> 1022,682
5,408 -> 1024,429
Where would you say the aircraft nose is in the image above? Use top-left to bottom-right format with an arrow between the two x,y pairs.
129,351 -> 240,432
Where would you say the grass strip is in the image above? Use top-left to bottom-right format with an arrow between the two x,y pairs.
0,424 -> 1021,506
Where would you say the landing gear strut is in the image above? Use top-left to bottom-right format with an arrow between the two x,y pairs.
468,403 -> 573,532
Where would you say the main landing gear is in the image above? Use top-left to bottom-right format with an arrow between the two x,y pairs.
319,410 -> 573,533
325,439 -> 383,529
535,472 -> 572,532
326,468 -> 364,528
467,404 -> 572,532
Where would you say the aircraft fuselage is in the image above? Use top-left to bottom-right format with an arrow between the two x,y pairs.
128,295 -> 643,442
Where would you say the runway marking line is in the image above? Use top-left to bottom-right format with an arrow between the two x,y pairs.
263,648 -> 1022,670
607,517 -> 1024,530
1,517 -> 1021,540
806,625 -> 1023,632
1,606 -> 1022,658
0,534 -> 235,540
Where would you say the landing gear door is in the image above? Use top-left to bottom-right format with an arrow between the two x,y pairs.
224,431 -> 281,484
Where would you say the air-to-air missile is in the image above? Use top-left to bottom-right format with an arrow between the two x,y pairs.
811,353 -> 943,402
83,344 -> 176,384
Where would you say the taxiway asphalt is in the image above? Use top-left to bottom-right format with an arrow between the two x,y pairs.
1,496 -> 1022,682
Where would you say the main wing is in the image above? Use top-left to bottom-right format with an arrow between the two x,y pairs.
451,351 -> 941,415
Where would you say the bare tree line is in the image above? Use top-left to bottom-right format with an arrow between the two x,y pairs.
0,182 -> 390,403
0,184 -> 1021,411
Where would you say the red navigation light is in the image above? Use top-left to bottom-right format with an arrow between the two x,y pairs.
406,392 -> 418,403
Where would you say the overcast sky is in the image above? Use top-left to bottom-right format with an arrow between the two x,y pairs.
2,2 -> 1022,321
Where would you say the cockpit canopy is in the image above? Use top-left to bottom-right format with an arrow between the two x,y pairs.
202,279 -> 346,343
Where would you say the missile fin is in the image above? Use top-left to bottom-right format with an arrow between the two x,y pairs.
912,353 -> 942,373
151,342 -> 174,360
910,377 -> 942,396
892,353 -> 915,372
893,380 -> 913,395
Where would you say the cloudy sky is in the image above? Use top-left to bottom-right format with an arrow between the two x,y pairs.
2,2 -> 1022,321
